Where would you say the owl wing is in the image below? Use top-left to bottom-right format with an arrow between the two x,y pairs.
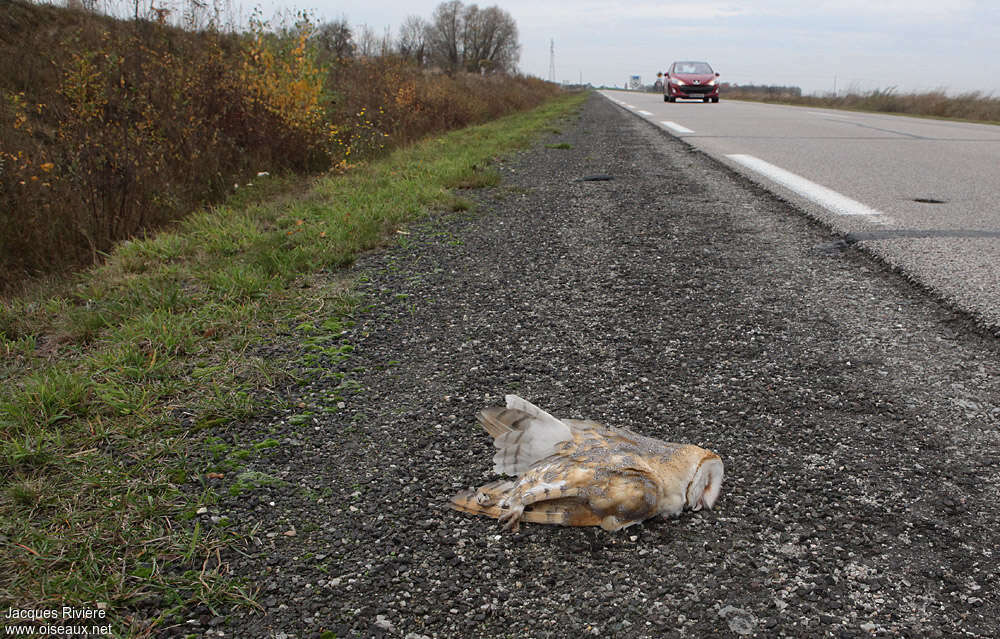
451,455 -> 653,531
562,418 -> 682,455
450,480 -> 602,527
480,396 -> 668,476
478,395 -> 574,475
494,448 -> 664,532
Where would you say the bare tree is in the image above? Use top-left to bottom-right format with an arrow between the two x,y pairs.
181,0 -> 211,30
397,15 -> 428,64
426,1 -> 519,73
461,4 -> 519,73
354,24 -> 381,58
425,0 -> 463,72
378,26 -> 394,57
314,17 -> 355,62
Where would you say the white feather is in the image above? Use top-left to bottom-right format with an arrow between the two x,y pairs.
503,394 -> 568,430
491,395 -> 573,475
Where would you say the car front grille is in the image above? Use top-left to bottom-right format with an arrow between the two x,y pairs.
680,84 -> 714,94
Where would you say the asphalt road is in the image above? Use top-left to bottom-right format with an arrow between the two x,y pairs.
199,92 -> 1000,639
600,90 -> 1000,333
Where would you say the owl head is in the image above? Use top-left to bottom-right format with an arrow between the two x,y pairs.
686,452 -> 724,511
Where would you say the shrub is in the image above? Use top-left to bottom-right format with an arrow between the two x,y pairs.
725,86 -> 1000,123
0,1 -> 558,291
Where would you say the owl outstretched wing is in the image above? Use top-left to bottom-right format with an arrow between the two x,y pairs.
482,395 -> 672,475
479,394 -> 574,475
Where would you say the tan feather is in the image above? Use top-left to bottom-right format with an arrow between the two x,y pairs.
479,397 -> 573,476
452,395 -> 724,532
449,490 -> 602,527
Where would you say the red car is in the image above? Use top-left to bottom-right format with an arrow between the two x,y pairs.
664,61 -> 720,103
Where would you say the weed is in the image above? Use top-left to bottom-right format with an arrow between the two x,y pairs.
6,477 -> 47,509
0,2 -> 561,289
0,84 -> 587,632
727,87 -> 1000,123
254,438 -> 281,451
229,470 -> 288,496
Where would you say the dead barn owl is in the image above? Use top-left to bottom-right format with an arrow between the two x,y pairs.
450,395 -> 724,532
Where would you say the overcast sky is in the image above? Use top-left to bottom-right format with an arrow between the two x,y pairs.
244,0 -> 999,95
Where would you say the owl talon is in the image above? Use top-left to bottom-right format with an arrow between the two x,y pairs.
498,504 -> 524,532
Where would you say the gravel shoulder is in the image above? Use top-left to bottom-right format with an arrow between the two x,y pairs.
192,93 -> 1000,639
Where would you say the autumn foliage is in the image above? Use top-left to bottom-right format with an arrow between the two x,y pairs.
0,0 -> 557,290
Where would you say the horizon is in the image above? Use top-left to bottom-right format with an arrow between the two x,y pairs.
73,0 -> 1000,97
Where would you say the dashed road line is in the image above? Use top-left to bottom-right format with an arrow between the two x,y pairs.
660,121 -> 695,134
725,154 -> 892,224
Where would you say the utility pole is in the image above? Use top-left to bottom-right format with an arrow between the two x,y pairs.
548,39 -> 556,83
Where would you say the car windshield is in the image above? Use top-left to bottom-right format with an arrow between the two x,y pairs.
674,62 -> 713,74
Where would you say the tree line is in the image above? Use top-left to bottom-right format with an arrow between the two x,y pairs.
56,0 -> 521,75
313,0 -> 520,74
725,83 -> 803,96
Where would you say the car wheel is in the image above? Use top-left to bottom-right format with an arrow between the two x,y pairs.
663,95 -> 669,102
712,97 -> 720,103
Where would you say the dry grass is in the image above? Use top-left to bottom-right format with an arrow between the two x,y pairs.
0,0 -> 558,291
0,85 -> 586,634
725,86 -> 1000,123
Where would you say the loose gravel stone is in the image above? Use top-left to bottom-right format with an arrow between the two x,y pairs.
193,93 -> 1000,638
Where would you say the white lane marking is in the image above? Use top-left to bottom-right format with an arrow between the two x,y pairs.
660,121 -> 695,134
638,110 -> 654,115
726,154 -> 891,223
625,104 -> 636,108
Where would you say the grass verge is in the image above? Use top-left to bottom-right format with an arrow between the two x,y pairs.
0,89 -> 587,636
725,88 -> 1000,125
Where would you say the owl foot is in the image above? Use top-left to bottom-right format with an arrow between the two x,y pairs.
498,503 -> 524,532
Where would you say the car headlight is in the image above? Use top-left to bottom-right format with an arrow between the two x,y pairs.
706,79 -> 717,86
671,77 -> 686,86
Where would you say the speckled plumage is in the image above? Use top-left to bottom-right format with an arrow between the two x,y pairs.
450,395 -> 724,531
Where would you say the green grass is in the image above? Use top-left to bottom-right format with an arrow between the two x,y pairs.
0,89 -> 588,635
